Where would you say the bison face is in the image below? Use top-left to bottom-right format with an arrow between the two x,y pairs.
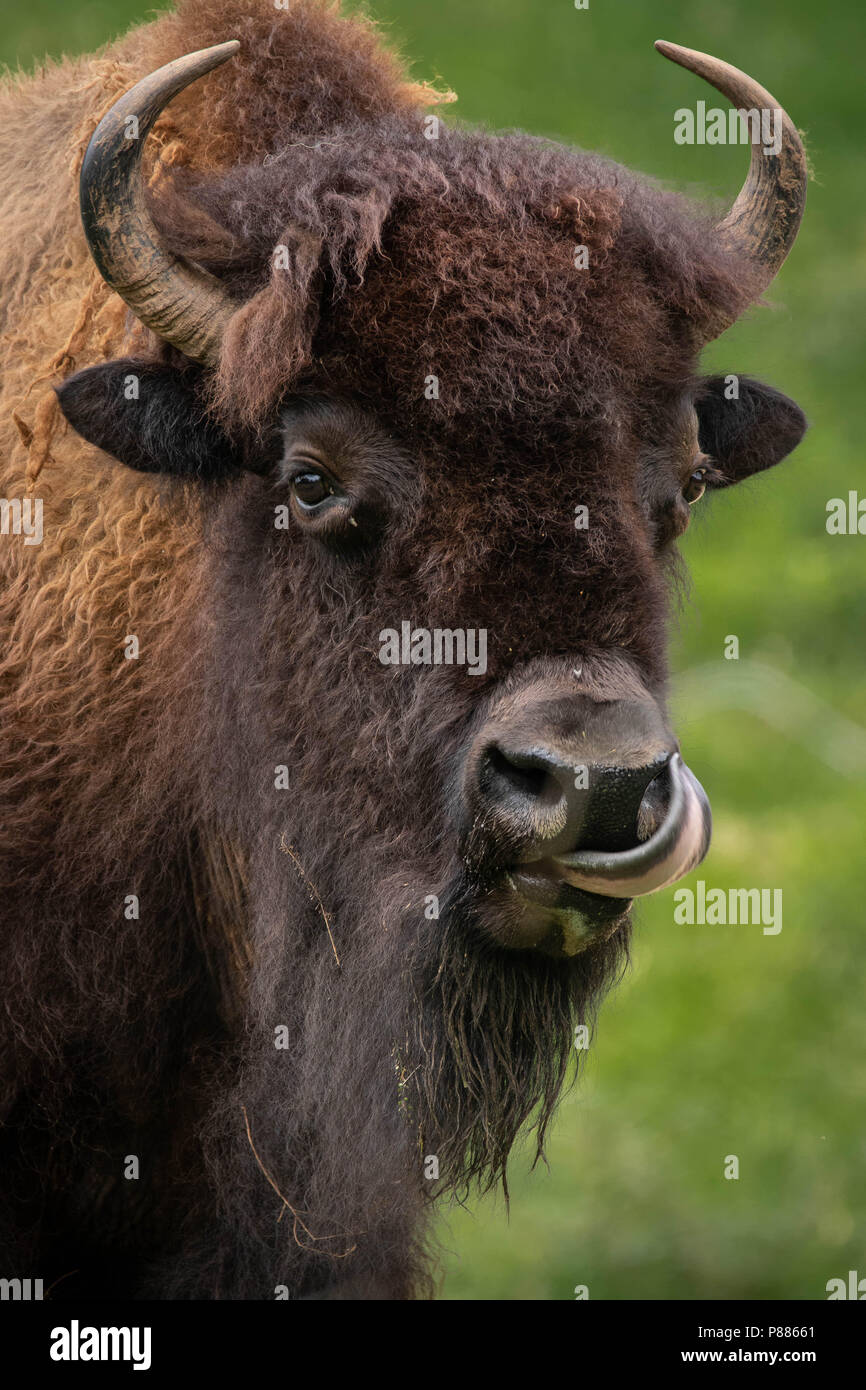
57,363 -> 805,962
53,33 -> 810,1201
55,36 -> 809,971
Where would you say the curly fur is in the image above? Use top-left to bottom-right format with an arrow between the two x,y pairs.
0,0 -> 794,1299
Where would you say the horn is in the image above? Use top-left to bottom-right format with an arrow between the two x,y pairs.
655,40 -> 807,334
79,42 -> 240,365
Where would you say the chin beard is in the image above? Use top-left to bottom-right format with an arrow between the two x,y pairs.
401,878 -> 632,1197
170,858 -> 631,1297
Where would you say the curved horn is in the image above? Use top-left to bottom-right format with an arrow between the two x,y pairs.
655,40 -> 807,333
79,41 -> 240,365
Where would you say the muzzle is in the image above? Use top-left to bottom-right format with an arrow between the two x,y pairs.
460,658 -> 712,953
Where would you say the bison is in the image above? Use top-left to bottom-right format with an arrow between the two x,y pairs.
0,0 -> 807,1299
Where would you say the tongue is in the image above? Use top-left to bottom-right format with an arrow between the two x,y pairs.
554,754 -> 713,899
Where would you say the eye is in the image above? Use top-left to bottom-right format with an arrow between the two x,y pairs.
291,468 -> 335,509
682,466 -> 707,505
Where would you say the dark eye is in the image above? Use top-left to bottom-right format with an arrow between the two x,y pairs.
682,467 -> 707,505
291,469 -> 334,509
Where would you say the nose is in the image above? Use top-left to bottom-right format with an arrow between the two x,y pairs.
464,686 -> 711,899
478,741 -> 670,860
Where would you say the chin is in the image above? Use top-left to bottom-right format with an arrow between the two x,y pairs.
473,872 -> 632,958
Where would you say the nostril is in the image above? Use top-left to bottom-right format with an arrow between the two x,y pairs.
466,688 -> 680,874
473,740 -> 674,861
481,745 -> 565,813
487,747 -> 546,800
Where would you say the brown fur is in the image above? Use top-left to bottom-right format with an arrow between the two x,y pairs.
0,1 -> 787,1299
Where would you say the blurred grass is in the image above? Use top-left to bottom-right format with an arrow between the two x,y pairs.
4,0 -> 863,1300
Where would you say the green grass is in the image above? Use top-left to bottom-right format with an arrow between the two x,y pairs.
5,0 -> 864,1300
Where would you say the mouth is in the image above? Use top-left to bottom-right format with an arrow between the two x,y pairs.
499,755 -> 712,955
504,866 -> 631,955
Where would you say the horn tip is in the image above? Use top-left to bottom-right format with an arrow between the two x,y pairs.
654,39 -> 690,63
200,40 -> 241,66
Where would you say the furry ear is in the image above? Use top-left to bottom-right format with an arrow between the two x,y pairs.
55,359 -> 242,478
695,375 -> 807,487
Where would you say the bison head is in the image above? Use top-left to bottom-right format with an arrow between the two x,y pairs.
55,29 -> 807,1257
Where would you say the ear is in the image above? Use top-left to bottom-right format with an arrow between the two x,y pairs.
55,358 -> 242,479
695,375 -> 807,487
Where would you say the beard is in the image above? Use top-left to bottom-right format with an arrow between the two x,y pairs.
175,837 -> 630,1299
402,871 -> 631,1198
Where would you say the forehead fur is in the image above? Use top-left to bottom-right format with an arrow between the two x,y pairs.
147,0 -> 757,444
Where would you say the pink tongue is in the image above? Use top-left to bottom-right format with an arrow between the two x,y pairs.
553,755 -> 712,899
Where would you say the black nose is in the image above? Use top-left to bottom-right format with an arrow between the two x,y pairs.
465,683 -> 678,863
462,674 -> 712,942
476,740 -> 672,860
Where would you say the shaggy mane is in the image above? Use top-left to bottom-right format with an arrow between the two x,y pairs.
1,0 -> 764,1300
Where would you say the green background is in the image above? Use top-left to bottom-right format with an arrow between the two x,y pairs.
4,0 -> 863,1300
